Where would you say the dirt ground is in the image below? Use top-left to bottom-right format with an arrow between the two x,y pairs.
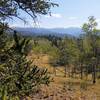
26,53 -> 100,100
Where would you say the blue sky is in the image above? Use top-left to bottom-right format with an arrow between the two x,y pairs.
9,0 -> 100,28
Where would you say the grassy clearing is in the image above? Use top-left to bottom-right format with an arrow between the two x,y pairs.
27,53 -> 100,100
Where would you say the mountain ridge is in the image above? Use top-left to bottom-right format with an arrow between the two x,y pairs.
13,27 -> 83,37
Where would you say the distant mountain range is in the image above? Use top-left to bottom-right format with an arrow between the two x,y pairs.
13,27 -> 83,37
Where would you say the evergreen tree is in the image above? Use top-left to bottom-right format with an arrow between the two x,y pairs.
82,16 -> 100,84
0,0 -> 57,99
0,31 -> 50,99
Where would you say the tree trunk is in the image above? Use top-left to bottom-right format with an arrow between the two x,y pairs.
80,63 -> 83,79
85,66 -> 88,80
53,67 -> 56,76
64,66 -> 67,77
71,68 -> 75,78
92,64 -> 96,84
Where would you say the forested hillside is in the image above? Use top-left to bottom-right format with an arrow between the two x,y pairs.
0,0 -> 100,100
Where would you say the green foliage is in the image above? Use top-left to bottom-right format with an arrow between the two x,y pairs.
33,17 -> 100,83
82,16 -> 100,62
0,0 -> 58,20
82,16 -> 97,34
32,39 -> 53,54
0,31 -> 50,99
81,16 -> 100,83
0,0 -> 57,99
32,37 -> 60,56
49,37 -> 80,67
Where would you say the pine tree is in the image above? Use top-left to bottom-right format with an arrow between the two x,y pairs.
0,29 -> 50,99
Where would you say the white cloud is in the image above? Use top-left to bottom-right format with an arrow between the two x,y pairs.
68,17 -> 78,20
64,24 -> 81,28
96,18 -> 100,23
96,19 -> 100,29
51,13 -> 62,18
45,15 -> 51,18
45,13 -> 62,18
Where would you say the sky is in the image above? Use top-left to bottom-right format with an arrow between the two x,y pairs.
9,0 -> 100,28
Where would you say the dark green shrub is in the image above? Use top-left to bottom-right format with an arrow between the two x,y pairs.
0,31 -> 50,99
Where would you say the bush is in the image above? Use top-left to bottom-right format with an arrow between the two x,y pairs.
0,32 -> 50,99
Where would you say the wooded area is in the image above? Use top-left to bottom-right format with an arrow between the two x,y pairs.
0,0 -> 100,100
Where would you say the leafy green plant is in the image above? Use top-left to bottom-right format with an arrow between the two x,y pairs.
0,31 -> 51,99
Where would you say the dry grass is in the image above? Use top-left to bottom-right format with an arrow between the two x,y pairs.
26,53 -> 100,100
